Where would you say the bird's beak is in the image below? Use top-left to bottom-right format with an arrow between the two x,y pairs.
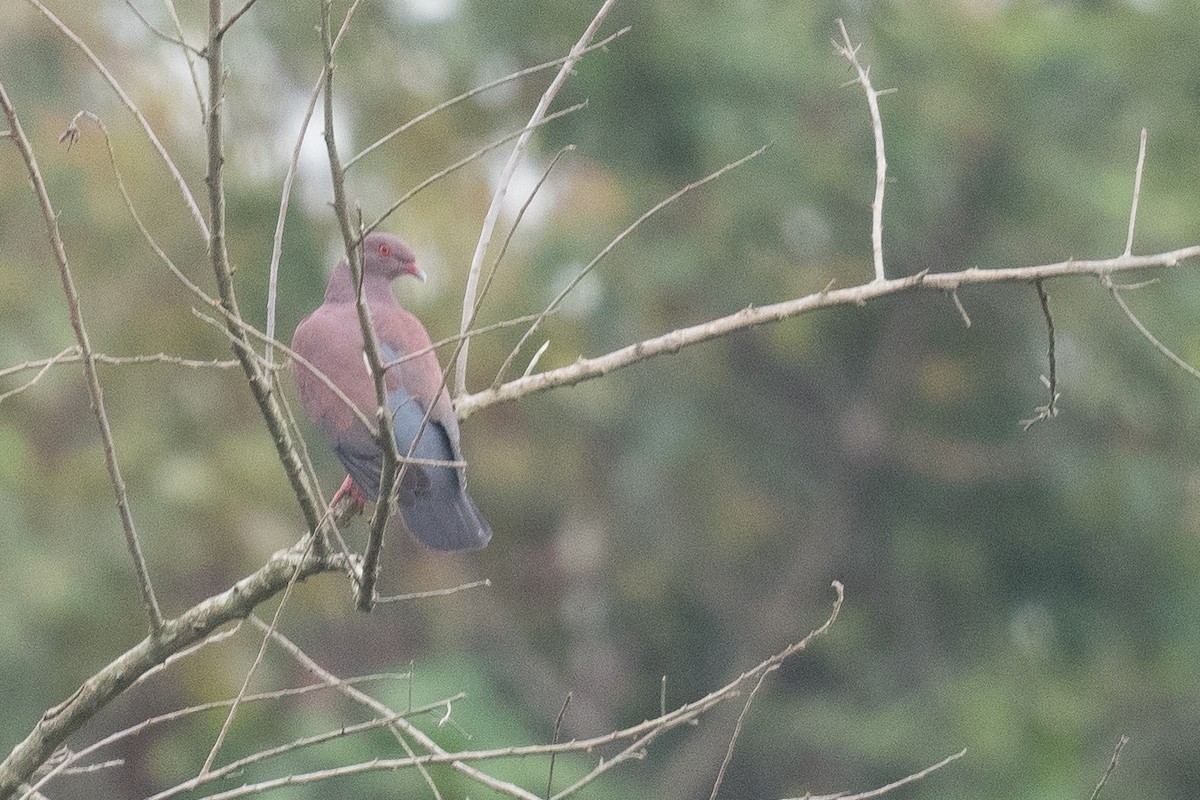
407,262 -> 427,283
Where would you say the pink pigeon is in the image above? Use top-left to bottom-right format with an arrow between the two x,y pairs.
292,232 -> 491,551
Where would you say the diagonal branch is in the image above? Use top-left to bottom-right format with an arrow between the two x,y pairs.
454,0 -> 619,395
0,81 -> 163,632
204,0 -> 328,548
317,0 -> 404,609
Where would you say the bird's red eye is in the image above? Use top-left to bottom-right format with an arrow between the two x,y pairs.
378,243 -> 392,257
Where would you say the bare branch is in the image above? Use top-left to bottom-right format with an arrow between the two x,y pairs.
708,671 -> 771,800
203,0 -> 328,547
202,585 -> 840,800
375,578 -> 492,604
157,0 -> 207,117
317,0 -> 405,609
363,102 -> 587,238
835,19 -> 890,283
60,110 -> 223,313
124,1 -> 205,57
199,537 -> 313,776
0,81 -> 164,632
213,0 -> 261,42
455,0 -> 618,395
456,247 -> 1200,421
0,347 -> 76,404
264,0 -> 363,367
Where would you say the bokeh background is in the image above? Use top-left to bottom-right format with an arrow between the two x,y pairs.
3,1 -> 1200,798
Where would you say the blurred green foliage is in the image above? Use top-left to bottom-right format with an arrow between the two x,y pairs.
3,0 -> 1200,798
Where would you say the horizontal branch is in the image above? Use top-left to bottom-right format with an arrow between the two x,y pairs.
455,246 -> 1200,420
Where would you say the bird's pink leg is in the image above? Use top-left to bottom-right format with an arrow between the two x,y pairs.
330,475 -> 366,513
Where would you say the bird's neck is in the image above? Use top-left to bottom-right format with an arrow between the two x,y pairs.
323,261 -> 397,306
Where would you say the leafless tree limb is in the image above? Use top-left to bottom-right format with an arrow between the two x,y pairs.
183,584 -> 842,800
0,80 -> 164,631
1124,130 -> 1147,257
344,27 -> 629,170
203,0 -> 329,549
491,144 -> 769,391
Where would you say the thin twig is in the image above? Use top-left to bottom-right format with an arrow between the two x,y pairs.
546,693 -> 572,800
150,696 -> 463,800
456,246 -> 1200,421
363,102 -> 587,238
949,288 -> 971,327
345,28 -> 628,170
25,0 -> 209,238
59,111 -> 224,313
264,0 -> 363,366
0,80 -> 164,632
708,671 -> 771,800
375,578 -> 492,603
455,0 -> 618,395
199,536 -> 313,775
0,347 -> 76,404
474,144 -> 574,384
1088,735 -> 1129,800
157,0 -> 207,117
801,748 -> 967,800
835,19 -> 890,283
212,0 -> 260,42
1021,279 -> 1059,430
493,144 -> 770,390
1105,277 -> 1200,380
1124,129 -> 1147,257
124,1 -> 204,56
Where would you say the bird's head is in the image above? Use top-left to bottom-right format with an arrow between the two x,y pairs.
363,232 -> 426,283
